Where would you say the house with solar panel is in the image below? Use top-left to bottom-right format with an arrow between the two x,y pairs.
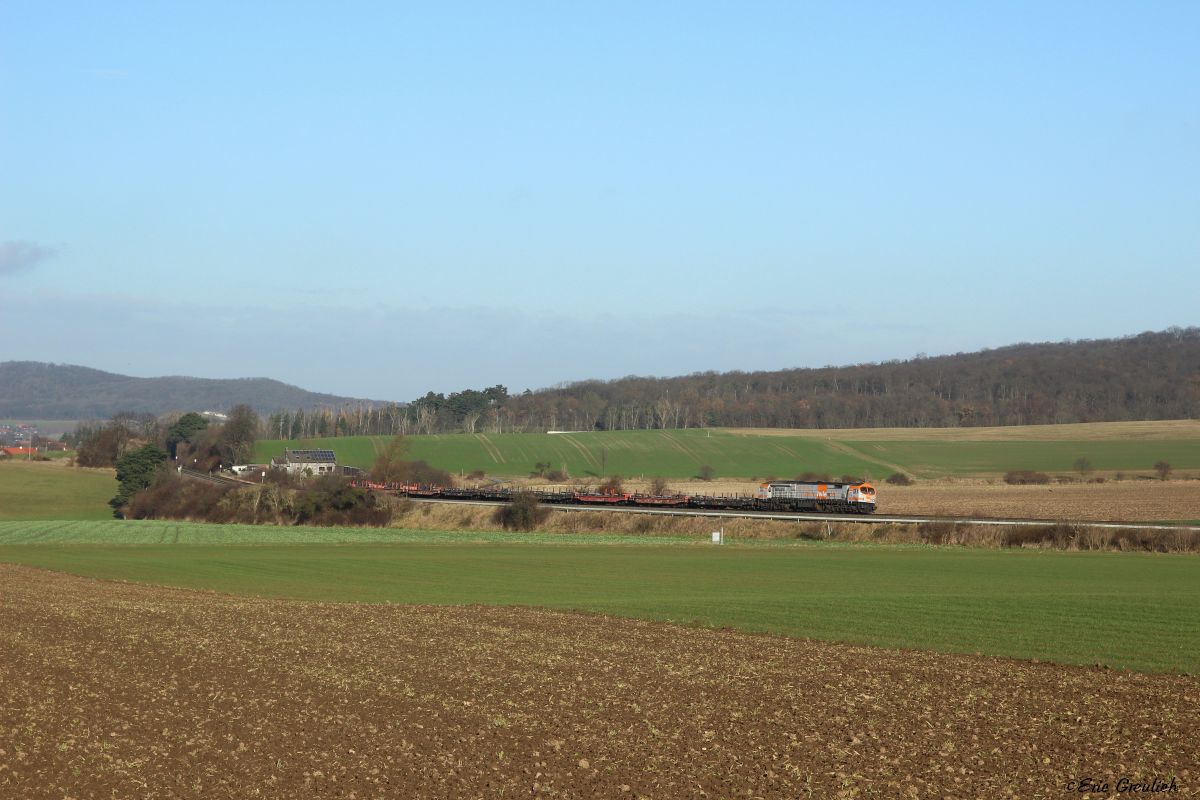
273,448 -> 338,477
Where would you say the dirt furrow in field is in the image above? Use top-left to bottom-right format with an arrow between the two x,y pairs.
1,565 -> 1196,798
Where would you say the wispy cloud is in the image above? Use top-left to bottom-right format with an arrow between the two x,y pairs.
0,241 -> 57,276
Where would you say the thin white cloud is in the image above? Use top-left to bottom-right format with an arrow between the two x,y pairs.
0,241 -> 57,276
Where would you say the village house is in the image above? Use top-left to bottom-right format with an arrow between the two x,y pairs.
272,448 -> 338,477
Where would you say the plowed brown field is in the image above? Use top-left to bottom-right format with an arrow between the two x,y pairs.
1,565 -> 1196,798
855,482 -> 1200,523
655,480 -> 1200,522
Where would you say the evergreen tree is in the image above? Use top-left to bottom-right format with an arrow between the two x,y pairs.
110,444 -> 168,517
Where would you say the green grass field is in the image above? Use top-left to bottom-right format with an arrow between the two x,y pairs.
1,520 -> 1197,674
0,462 -> 114,520
256,429 -> 879,479
860,439 -> 1200,477
254,426 -> 1200,479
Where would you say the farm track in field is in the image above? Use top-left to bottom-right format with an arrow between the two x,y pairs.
1,565 -> 1196,799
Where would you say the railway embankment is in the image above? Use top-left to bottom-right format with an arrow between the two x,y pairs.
387,498 -> 1200,552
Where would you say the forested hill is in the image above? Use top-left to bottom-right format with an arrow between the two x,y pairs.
9,328 -> 1198,429
262,328 -> 1200,440
0,362 -> 384,419
497,328 -> 1200,432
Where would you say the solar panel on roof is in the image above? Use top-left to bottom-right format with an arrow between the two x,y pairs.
285,449 -> 337,462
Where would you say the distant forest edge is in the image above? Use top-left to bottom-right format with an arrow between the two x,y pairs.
0,362 -> 382,419
4,328 -> 1199,430
263,329 -> 1199,438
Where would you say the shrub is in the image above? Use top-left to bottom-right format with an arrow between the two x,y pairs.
599,475 -> 625,494
649,476 -> 671,495
1003,470 -> 1051,485
697,464 -> 715,481
795,522 -> 829,541
1001,522 -> 1077,549
545,469 -> 568,482
125,475 -> 232,521
885,472 -> 914,486
76,424 -> 135,468
371,434 -> 453,486
795,471 -> 832,482
1077,527 -> 1114,551
407,460 -> 454,486
466,469 -> 486,480
263,468 -> 301,488
123,473 -> 392,527
917,521 -> 959,545
294,475 -> 392,526
1113,528 -> 1159,552
632,516 -> 657,534
1154,461 -> 1172,481
493,492 -> 550,531
1002,526 -> 1047,548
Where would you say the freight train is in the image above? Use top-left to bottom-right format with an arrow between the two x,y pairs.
350,479 -> 878,515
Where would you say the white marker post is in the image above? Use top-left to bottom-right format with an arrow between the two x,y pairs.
711,528 -> 724,545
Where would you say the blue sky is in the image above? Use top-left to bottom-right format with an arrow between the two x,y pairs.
2,1 -> 1197,401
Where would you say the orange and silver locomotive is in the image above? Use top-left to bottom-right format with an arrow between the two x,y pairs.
755,480 -> 876,514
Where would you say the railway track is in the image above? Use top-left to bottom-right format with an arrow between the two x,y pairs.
404,496 -> 1200,532
177,470 -> 1200,532
179,467 -> 253,488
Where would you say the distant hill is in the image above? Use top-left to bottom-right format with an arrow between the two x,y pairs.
263,328 -> 1200,439
495,328 -> 1200,432
0,362 -> 388,419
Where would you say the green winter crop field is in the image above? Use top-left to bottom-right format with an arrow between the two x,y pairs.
0,519 -> 1198,674
0,461 -> 114,521
254,423 -> 1200,480
254,429 -> 878,479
